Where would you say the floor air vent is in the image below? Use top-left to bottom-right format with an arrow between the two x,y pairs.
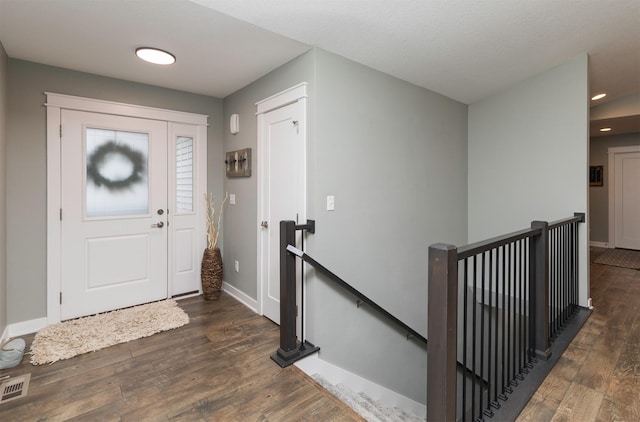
0,374 -> 31,404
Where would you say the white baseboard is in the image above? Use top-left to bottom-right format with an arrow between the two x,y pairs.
590,241 -> 611,248
223,281 -> 258,313
295,353 -> 427,419
7,317 -> 48,338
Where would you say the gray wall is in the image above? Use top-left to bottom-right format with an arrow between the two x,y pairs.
307,49 -> 468,403
468,54 -> 590,305
222,47 -> 468,403
589,133 -> 640,243
6,59 -> 224,324
0,42 -> 7,336
222,50 -> 315,299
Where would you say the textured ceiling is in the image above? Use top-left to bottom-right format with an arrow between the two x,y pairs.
0,0 -> 310,98
0,0 -> 639,107
192,0 -> 640,105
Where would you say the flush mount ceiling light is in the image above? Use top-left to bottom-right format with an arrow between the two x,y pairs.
591,93 -> 607,101
600,127 -> 612,132
135,47 -> 175,65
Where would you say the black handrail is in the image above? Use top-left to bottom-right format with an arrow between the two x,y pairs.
286,244 -> 428,345
271,220 -> 427,368
458,227 -> 542,260
547,212 -> 584,230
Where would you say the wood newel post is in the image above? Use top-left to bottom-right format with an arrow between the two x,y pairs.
271,220 -> 321,368
427,243 -> 458,422
530,221 -> 551,360
279,220 -> 298,355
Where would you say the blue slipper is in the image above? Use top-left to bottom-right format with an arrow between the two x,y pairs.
0,338 -> 26,370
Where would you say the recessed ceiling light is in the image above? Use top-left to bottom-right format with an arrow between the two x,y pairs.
135,47 -> 176,65
600,127 -> 612,132
591,93 -> 607,101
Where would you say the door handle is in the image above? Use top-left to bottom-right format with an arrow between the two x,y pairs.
151,221 -> 165,228
260,221 -> 268,229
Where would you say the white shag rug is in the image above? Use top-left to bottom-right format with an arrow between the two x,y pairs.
30,299 -> 189,365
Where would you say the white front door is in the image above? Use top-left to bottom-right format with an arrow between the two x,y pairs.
61,110 -> 168,320
614,151 -> 640,250
259,100 -> 305,325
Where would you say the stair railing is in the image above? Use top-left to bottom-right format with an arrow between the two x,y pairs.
271,214 -> 586,421
427,213 -> 585,422
271,219 -> 427,368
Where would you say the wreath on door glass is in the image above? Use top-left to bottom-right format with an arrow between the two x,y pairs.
86,141 -> 146,190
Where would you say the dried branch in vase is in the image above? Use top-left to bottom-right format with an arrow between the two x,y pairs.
204,192 -> 228,250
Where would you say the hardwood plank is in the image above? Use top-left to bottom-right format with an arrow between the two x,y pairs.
0,293 -> 359,421
606,343 -> 640,410
573,348 -> 620,393
596,397 -> 640,422
517,395 -> 561,422
517,248 -> 640,420
550,382 -> 603,422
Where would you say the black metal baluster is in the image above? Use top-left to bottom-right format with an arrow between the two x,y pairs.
472,255 -> 478,421
514,239 -> 520,382
556,228 -> 560,334
523,240 -> 528,369
575,221 -> 580,310
516,239 -> 524,380
491,248 -> 500,410
519,239 -> 524,371
480,252 -> 489,418
500,244 -> 509,400
564,225 -> 568,324
463,259 -> 468,421
560,225 -> 565,326
568,225 -> 571,316
550,228 -> 556,338
509,243 -> 518,386
526,238 -> 534,367
570,223 -> 575,310
520,239 -> 528,372
548,229 -> 551,339
573,223 -> 579,309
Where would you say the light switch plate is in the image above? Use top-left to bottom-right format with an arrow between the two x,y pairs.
327,195 -> 335,211
230,194 -> 236,205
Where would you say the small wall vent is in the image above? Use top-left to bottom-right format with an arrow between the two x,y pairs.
0,374 -> 31,404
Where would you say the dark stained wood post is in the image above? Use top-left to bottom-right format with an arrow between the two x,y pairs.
427,243 -> 458,422
271,220 -> 300,367
530,221 -> 551,360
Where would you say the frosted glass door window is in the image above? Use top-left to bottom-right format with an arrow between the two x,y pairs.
176,136 -> 194,212
86,128 -> 149,217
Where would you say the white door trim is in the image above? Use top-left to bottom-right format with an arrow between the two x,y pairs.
607,144 -> 640,248
46,93 -> 208,324
255,83 -> 307,319
255,82 -> 308,115
45,92 -> 208,125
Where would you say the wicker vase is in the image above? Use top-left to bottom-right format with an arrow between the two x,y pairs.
201,247 -> 223,300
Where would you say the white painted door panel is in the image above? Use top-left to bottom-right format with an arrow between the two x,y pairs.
260,101 -> 304,324
169,123 -> 206,295
615,151 -> 640,250
61,110 -> 168,320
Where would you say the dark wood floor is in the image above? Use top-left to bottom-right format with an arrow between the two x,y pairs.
517,248 -> 640,421
0,294 -> 363,421
3,248 -> 639,421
